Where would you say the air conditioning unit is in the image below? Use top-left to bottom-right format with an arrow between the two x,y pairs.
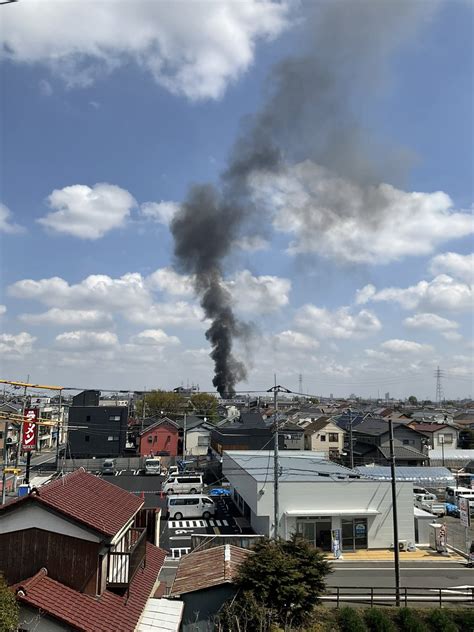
398,540 -> 408,552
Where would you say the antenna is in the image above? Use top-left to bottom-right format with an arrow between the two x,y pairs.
298,373 -> 303,395
435,366 -> 445,404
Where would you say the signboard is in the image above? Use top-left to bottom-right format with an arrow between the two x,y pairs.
459,497 -> 471,528
331,529 -> 342,559
22,408 -> 39,452
438,523 -> 447,550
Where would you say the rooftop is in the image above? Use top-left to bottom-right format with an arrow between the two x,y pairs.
15,543 -> 166,632
169,544 -> 251,597
356,466 -> 455,484
2,468 -> 143,538
224,450 -> 359,482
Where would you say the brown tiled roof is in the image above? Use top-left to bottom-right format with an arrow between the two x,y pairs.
303,417 -> 334,434
169,545 -> 251,597
15,543 -> 166,632
410,423 -> 452,434
5,468 -> 143,538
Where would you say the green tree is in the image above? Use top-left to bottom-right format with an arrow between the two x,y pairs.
408,395 -> 418,405
0,574 -> 19,632
231,534 -> 332,628
143,390 -> 185,419
189,393 -> 219,421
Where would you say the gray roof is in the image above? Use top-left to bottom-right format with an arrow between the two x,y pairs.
356,466 -> 455,485
223,450 -> 359,483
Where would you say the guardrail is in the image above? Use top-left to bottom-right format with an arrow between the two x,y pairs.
323,586 -> 474,608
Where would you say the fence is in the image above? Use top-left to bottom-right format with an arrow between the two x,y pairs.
323,586 -> 474,608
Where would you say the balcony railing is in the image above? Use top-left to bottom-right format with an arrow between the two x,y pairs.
107,527 -> 147,589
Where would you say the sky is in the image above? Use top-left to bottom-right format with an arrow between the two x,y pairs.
0,0 -> 473,401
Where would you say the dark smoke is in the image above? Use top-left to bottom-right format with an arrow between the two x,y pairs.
171,1 -> 435,395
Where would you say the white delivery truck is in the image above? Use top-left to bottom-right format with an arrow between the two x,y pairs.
161,473 -> 204,495
167,494 -> 216,520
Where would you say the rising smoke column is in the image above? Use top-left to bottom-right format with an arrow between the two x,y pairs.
171,1 -> 435,396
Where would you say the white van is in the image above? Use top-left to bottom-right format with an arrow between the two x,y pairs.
167,494 -> 216,520
144,458 -> 161,475
445,486 -> 472,502
162,473 -> 204,495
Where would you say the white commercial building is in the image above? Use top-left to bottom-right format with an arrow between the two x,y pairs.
223,451 -> 415,551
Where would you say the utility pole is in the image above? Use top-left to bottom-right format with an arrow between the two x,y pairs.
348,408 -> 354,469
1,420 -> 9,504
267,380 -> 291,539
388,418 -> 401,606
55,389 -> 63,472
183,412 -> 187,458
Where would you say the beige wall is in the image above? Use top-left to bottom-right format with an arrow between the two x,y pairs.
306,421 -> 345,455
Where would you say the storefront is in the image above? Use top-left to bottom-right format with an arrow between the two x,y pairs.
294,513 -> 374,551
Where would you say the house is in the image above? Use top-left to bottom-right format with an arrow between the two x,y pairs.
408,423 -> 459,450
222,451 -> 415,551
0,402 -> 21,464
169,544 -> 251,632
68,391 -> 128,458
179,416 -> 214,456
139,417 -> 180,457
0,468 -> 168,632
303,417 -> 345,457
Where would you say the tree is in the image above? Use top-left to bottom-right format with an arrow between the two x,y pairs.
144,390 -> 185,419
0,574 -> 19,632
221,534 -> 332,629
408,395 -> 418,405
189,393 -> 219,421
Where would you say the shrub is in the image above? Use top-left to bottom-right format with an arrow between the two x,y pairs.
364,608 -> 397,632
338,607 -> 368,632
397,608 -> 429,632
427,609 -> 458,632
450,608 -> 474,631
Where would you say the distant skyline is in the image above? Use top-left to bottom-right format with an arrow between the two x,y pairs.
1,1 -> 473,400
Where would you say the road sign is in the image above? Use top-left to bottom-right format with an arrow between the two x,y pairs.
22,408 -> 39,452
459,497 -> 471,528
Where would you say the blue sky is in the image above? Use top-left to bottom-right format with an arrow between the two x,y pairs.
0,0 -> 472,400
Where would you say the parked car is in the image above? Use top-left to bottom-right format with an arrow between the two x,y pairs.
101,459 -> 116,475
144,457 -> 161,475
162,473 -> 204,495
445,502 -> 460,518
167,494 -> 216,520
414,494 -> 445,516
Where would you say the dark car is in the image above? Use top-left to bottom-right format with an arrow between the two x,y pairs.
101,459 -> 116,475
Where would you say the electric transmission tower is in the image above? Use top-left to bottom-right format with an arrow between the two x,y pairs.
298,373 -> 303,394
435,366 -> 445,404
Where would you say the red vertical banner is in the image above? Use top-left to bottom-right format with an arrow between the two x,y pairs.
22,408 -> 39,452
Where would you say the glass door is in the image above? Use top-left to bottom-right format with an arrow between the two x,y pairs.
341,518 -> 368,550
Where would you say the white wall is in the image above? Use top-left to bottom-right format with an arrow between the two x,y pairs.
185,429 -> 210,456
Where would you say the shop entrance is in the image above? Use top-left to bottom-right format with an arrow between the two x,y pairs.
296,518 -> 332,551
342,517 -> 368,550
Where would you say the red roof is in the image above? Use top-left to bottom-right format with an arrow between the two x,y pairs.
3,468 -> 143,538
15,543 -> 166,632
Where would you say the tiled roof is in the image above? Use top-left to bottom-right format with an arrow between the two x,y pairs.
410,423 -> 452,433
15,543 -> 166,632
377,446 -> 427,460
29,468 -> 142,537
169,545 -> 251,597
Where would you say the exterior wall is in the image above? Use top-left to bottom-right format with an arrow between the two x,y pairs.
180,585 -> 237,632
68,406 -> 127,458
433,428 -> 458,448
139,423 -> 179,457
185,428 -> 210,456
282,432 -> 304,451
1,527 -> 100,590
19,606 -> 73,632
306,421 -> 345,455
380,427 -> 424,452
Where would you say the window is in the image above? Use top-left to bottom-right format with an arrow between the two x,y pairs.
328,433 -> 338,442
320,434 -> 326,442
107,436 -> 119,441
85,435 -> 90,442
440,434 -> 453,444
109,415 -> 121,421
147,435 -> 153,443
86,415 -> 91,422
403,439 -> 415,446
198,436 -> 210,446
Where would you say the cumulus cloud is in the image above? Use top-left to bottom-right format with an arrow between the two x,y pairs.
55,330 -> 118,349
234,235 -> 270,252
147,267 -> 194,296
381,339 -> 433,354
2,1 -> 289,100
274,330 -> 320,350
403,313 -> 459,331
0,332 -> 36,355
127,302 -> 205,328
0,203 -> 23,234
227,270 -> 291,314
295,305 -> 381,339
141,201 -> 180,226
442,331 -> 462,342
429,252 -> 473,283
250,161 -> 473,264
357,274 -> 473,312
38,183 -> 136,239
130,329 -> 180,346
19,308 -> 113,328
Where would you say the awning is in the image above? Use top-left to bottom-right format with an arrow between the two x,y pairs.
284,509 -> 380,517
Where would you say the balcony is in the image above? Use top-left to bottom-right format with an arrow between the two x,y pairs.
107,527 -> 147,589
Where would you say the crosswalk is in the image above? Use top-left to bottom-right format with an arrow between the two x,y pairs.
168,519 -> 229,529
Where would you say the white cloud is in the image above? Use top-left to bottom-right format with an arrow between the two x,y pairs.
358,274 -> 473,312
55,330 -> 118,349
442,331 -> 462,342
141,201 -> 179,226
295,305 -> 381,339
429,252 -> 473,283
2,1 -> 289,100
234,235 -> 270,252
355,284 -> 376,305
38,183 -> 136,239
0,332 -> 36,355
227,270 -> 291,314
147,267 -> 194,296
38,78 -> 53,96
381,339 -> 433,354
19,308 -> 113,328
274,330 -> 320,350
127,302 -> 205,328
403,313 -> 459,331
131,329 -> 180,346
250,161 -> 473,264
0,305 -> 6,316
0,203 -> 23,234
